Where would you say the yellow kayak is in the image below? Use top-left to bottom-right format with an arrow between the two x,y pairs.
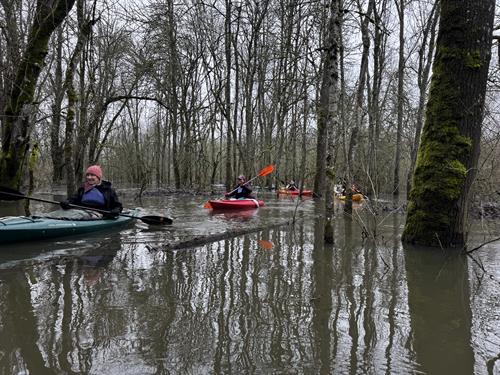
337,193 -> 364,202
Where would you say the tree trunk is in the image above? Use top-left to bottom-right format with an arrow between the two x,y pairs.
74,44 -> 89,185
51,26 -> 65,185
402,0 -> 495,247
0,0 -> 76,189
167,0 -> 181,189
393,0 -> 405,196
224,0 -> 233,190
406,3 -> 439,197
346,0 -> 373,183
64,2 -> 95,196
318,0 -> 341,243
367,1 -> 387,197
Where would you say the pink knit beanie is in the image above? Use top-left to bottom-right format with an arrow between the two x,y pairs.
86,165 -> 103,180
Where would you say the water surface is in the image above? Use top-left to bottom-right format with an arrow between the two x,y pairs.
0,193 -> 498,374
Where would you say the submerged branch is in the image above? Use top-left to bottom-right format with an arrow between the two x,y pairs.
161,220 -> 293,251
465,236 -> 500,254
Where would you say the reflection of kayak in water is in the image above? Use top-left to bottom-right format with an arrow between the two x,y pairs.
336,193 -> 364,202
277,189 -> 313,196
209,209 -> 258,220
206,199 -> 264,210
0,209 -> 139,244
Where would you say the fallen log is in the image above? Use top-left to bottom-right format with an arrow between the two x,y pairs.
160,220 -> 293,251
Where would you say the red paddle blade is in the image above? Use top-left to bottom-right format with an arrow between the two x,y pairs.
257,164 -> 275,177
203,201 -> 212,209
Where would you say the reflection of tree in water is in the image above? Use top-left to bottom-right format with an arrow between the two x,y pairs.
309,212 -> 415,374
311,215 -> 333,374
0,236 -> 122,374
0,271 -> 52,374
404,248 -> 474,375
0,218 -> 480,374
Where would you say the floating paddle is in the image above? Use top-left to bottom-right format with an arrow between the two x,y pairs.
0,186 -> 173,225
204,164 -> 275,208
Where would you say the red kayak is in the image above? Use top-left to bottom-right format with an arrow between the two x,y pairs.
277,189 -> 313,196
207,199 -> 264,210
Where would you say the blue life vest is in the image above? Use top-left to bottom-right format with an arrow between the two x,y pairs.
81,187 -> 105,206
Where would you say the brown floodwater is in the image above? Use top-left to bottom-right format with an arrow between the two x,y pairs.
0,192 -> 498,374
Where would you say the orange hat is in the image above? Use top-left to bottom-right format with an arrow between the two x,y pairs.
86,165 -> 102,180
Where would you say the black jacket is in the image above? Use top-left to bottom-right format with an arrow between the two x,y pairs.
67,180 -> 122,213
226,184 -> 254,199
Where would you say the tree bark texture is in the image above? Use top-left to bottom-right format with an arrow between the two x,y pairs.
367,1 -> 387,197
224,0 -> 233,190
406,3 -> 439,197
402,0 -> 496,247
64,2 -> 95,196
50,26 -> 65,185
346,0 -> 374,183
393,0 -> 405,196
0,0 -> 76,189
320,0 -> 341,243
313,0 -> 336,197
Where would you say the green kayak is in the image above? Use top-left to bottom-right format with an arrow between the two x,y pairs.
0,209 -> 139,244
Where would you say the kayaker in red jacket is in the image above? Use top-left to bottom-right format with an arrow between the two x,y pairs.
225,175 -> 255,199
60,165 -> 123,218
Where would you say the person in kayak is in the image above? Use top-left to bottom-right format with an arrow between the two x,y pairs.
286,180 -> 298,191
351,183 -> 362,195
60,165 -> 123,218
340,183 -> 363,197
225,175 -> 255,199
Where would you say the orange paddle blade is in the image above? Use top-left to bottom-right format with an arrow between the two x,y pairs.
257,164 -> 275,177
203,201 -> 212,209
257,240 -> 273,250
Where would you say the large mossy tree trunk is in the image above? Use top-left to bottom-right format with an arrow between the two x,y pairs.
402,0 -> 495,248
0,0 -> 76,189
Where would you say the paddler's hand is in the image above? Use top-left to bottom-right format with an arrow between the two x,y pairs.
104,207 -> 121,219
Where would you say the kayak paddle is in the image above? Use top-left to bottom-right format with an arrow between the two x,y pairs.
0,186 -> 173,225
203,164 -> 275,208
